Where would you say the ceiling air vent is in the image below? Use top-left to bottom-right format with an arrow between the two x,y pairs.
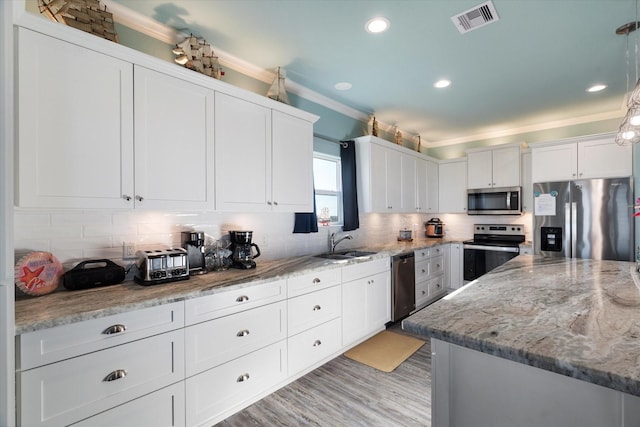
451,1 -> 499,34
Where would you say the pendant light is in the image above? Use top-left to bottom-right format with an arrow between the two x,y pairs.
615,1 -> 640,145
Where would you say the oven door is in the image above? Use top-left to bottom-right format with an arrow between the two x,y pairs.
463,244 -> 519,281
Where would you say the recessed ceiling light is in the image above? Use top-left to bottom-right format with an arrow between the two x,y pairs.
334,82 -> 352,91
365,17 -> 390,34
434,79 -> 451,88
586,84 -> 607,92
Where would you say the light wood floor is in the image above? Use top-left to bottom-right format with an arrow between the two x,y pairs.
216,325 -> 431,426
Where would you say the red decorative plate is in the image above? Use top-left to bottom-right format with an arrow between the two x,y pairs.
15,251 -> 63,296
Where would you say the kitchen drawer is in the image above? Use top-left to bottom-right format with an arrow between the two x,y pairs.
17,301 -> 184,371
186,339 -> 287,427
185,301 -> 286,377
71,382 -> 185,427
185,279 -> 286,325
415,259 -> 430,282
428,275 -> 445,297
18,329 -> 184,427
342,256 -> 390,283
429,255 -> 444,276
414,247 -> 431,261
288,317 -> 342,376
430,245 -> 445,257
287,266 -> 341,298
415,279 -> 429,307
288,285 -> 341,336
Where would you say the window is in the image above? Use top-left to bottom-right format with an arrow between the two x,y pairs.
313,153 -> 342,226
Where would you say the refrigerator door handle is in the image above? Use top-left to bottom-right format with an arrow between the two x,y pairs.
564,202 -> 572,258
570,201 -> 577,258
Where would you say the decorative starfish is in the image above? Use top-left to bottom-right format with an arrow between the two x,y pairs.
19,265 -> 45,286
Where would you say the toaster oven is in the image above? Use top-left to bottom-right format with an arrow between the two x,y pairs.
134,248 -> 189,285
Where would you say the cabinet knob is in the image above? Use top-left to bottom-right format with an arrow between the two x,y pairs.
313,340 -> 322,347
122,195 -> 132,202
102,324 -> 126,335
267,201 -> 272,205
312,278 -> 321,284
236,329 -> 250,337
237,373 -> 250,383
313,305 -> 322,311
273,201 -> 278,206
421,269 -> 426,274
135,195 -> 144,202
236,295 -> 249,303
436,264 -> 441,268
422,290 -> 426,295
103,369 -> 127,382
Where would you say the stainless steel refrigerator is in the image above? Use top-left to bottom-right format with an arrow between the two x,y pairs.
533,177 -> 634,261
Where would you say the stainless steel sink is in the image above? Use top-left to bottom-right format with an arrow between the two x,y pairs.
315,250 -> 377,261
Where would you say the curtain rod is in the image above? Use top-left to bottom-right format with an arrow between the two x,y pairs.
314,133 -> 349,148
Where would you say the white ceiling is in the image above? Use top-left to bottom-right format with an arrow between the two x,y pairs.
112,0 -> 638,147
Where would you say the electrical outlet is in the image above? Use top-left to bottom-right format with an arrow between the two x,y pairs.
123,241 -> 137,259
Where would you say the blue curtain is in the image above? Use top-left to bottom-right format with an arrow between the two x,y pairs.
341,140 -> 359,231
292,186 -> 318,233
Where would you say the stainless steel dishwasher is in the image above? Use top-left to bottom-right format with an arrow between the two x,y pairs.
391,252 -> 415,322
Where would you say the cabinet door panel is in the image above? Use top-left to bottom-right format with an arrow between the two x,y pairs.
288,285 -> 341,336
492,146 -> 520,187
578,139 -> 632,179
134,66 -> 214,210
532,144 -> 577,183
272,110 -> 313,212
426,160 -> 439,213
401,153 -> 417,212
369,143 -> 388,212
439,161 -> 467,213
16,28 -> 134,208
288,318 -> 342,375
215,93 -> 270,211
386,149 -> 402,211
467,151 -> 493,189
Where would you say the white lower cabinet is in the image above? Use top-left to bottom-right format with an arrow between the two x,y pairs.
185,301 -> 287,377
414,246 -> 446,310
185,340 -> 287,427
18,329 -> 184,427
288,317 -> 342,375
71,382 -> 185,427
342,257 -> 391,347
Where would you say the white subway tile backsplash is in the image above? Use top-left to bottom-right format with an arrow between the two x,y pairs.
14,208 -> 534,268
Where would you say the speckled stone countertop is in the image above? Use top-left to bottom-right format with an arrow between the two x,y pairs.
403,255 -> 640,397
15,237 -> 458,335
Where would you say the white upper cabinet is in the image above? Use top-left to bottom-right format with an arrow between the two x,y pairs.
271,110 -> 314,212
215,92 -> 271,211
438,159 -> 467,213
16,27 -> 134,209
354,135 -> 436,213
531,134 -> 632,183
467,146 -> 520,189
215,93 -> 314,212
134,66 -> 215,210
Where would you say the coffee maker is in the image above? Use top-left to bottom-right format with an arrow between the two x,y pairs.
229,230 -> 261,269
181,231 -> 206,274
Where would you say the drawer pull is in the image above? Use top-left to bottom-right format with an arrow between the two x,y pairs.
312,277 -> 321,284
313,305 -> 321,311
236,329 -> 250,337
237,373 -> 250,382
313,340 -> 322,347
102,324 -> 126,335
236,295 -> 249,303
422,290 -> 426,295
103,369 -> 127,382
421,269 -> 426,274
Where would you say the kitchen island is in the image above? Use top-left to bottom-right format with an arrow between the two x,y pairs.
403,255 -> 640,427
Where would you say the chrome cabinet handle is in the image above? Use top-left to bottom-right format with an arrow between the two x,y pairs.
135,195 -> 144,202
236,295 -> 249,303
102,324 -> 126,335
312,277 -> 321,284
122,195 -> 132,201
103,369 -> 127,382
313,305 -> 321,311
237,373 -> 250,382
236,329 -> 250,337
313,340 -> 322,347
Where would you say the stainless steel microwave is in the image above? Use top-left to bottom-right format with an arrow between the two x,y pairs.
467,186 -> 521,215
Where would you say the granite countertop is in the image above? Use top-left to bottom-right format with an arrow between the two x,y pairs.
403,255 -> 640,397
15,237 -> 458,334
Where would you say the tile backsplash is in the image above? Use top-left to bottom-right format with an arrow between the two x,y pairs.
14,208 -> 533,269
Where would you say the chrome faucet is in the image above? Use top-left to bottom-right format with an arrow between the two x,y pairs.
330,232 -> 353,253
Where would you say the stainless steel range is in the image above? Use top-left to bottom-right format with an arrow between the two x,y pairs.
463,224 -> 525,281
